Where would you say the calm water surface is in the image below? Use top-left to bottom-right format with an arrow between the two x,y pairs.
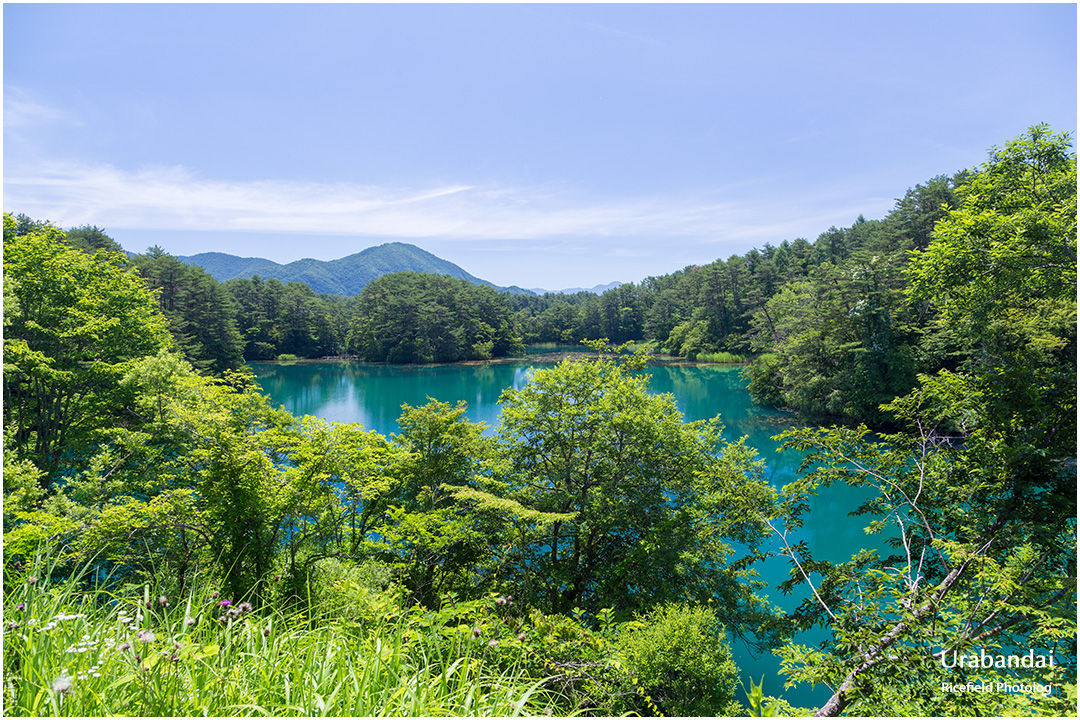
250,356 -> 873,708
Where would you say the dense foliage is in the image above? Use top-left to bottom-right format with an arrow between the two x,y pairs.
3,217 -> 172,474
764,125 -> 1077,716
346,272 -> 524,363
3,220 -> 773,713
4,126 -> 1075,716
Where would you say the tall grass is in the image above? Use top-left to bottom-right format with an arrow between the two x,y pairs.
693,351 -> 745,364
3,557 -> 564,717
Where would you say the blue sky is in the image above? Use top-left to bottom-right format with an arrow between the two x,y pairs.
5,3 -> 1076,289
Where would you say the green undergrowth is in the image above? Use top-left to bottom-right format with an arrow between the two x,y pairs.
4,554 -> 771,717
3,557 -> 563,717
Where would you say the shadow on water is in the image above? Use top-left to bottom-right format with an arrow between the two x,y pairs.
250,358 -> 880,709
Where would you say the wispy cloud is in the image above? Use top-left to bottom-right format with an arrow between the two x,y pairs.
580,20 -> 666,48
4,160 -> 886,252
3,87 -> 83,129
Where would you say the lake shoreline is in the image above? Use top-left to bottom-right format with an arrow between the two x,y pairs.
272,351 -> 748,368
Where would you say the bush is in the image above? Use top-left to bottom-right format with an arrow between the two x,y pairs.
617,603 -> 743,717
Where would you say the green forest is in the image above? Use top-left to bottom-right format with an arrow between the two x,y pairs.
3,126 -> 1075,716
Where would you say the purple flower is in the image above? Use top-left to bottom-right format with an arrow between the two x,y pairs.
219,600 -> 231,607
15,603 -> 25,612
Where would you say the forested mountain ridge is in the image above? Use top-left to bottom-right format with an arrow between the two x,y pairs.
9,125 -> 1072,431
178,241 -> 536,297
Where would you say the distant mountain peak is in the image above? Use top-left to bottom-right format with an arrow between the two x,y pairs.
528,281 -> 626,295
178,242 -> 535,297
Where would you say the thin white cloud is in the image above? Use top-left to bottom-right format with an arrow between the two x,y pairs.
3,87 -> 83,129
580,20 -> 666,49
4,160 -> 886,252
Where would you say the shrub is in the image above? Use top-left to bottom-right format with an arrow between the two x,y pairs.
617,602 -> 743,717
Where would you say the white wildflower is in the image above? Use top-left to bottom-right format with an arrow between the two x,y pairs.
51,674 -> 73,695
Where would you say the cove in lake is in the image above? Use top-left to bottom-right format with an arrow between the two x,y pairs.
250,356 -> 876,709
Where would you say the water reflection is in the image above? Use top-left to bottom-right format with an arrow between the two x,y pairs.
250,358 -> 875,708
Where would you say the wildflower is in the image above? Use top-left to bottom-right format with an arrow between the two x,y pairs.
145,601 -> 153,609
238,601 -> 252,615
119,641 -> 132,651
496,596 -> 507,606
263,628 -> 271,637
186,618 -> 197,627
28,576 -> 37,585
219,600 -> 232,608
15,603 -> 24,612
137,629 -> 156,643
517,632 -> 527,641
7,622 -> 19,630
211,591 -> 219,600
471,627 -> 482,638
488,639 -> 499,648
51,674 -> 73,695
158,595 -> 169,607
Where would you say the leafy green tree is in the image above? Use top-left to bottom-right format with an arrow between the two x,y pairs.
163,371 -> 299,601
133,247 -> 246,374
375,400 -> 502,606
3,214 -> 172,476
64,224 -> 125,255
772,375 -> 1075,716
769,126 -> 1077,716
348,272 -> 522,363
494,348 -> 777,637
907,124 -> 1076,380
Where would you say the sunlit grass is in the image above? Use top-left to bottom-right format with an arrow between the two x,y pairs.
3,559 -> 563,717
693,351 -> 745,364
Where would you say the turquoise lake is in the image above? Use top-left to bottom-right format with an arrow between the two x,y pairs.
250,356 -> 874,709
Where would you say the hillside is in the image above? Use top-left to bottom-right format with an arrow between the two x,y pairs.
528,281 -> 625,295
178,242 -> 534,297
